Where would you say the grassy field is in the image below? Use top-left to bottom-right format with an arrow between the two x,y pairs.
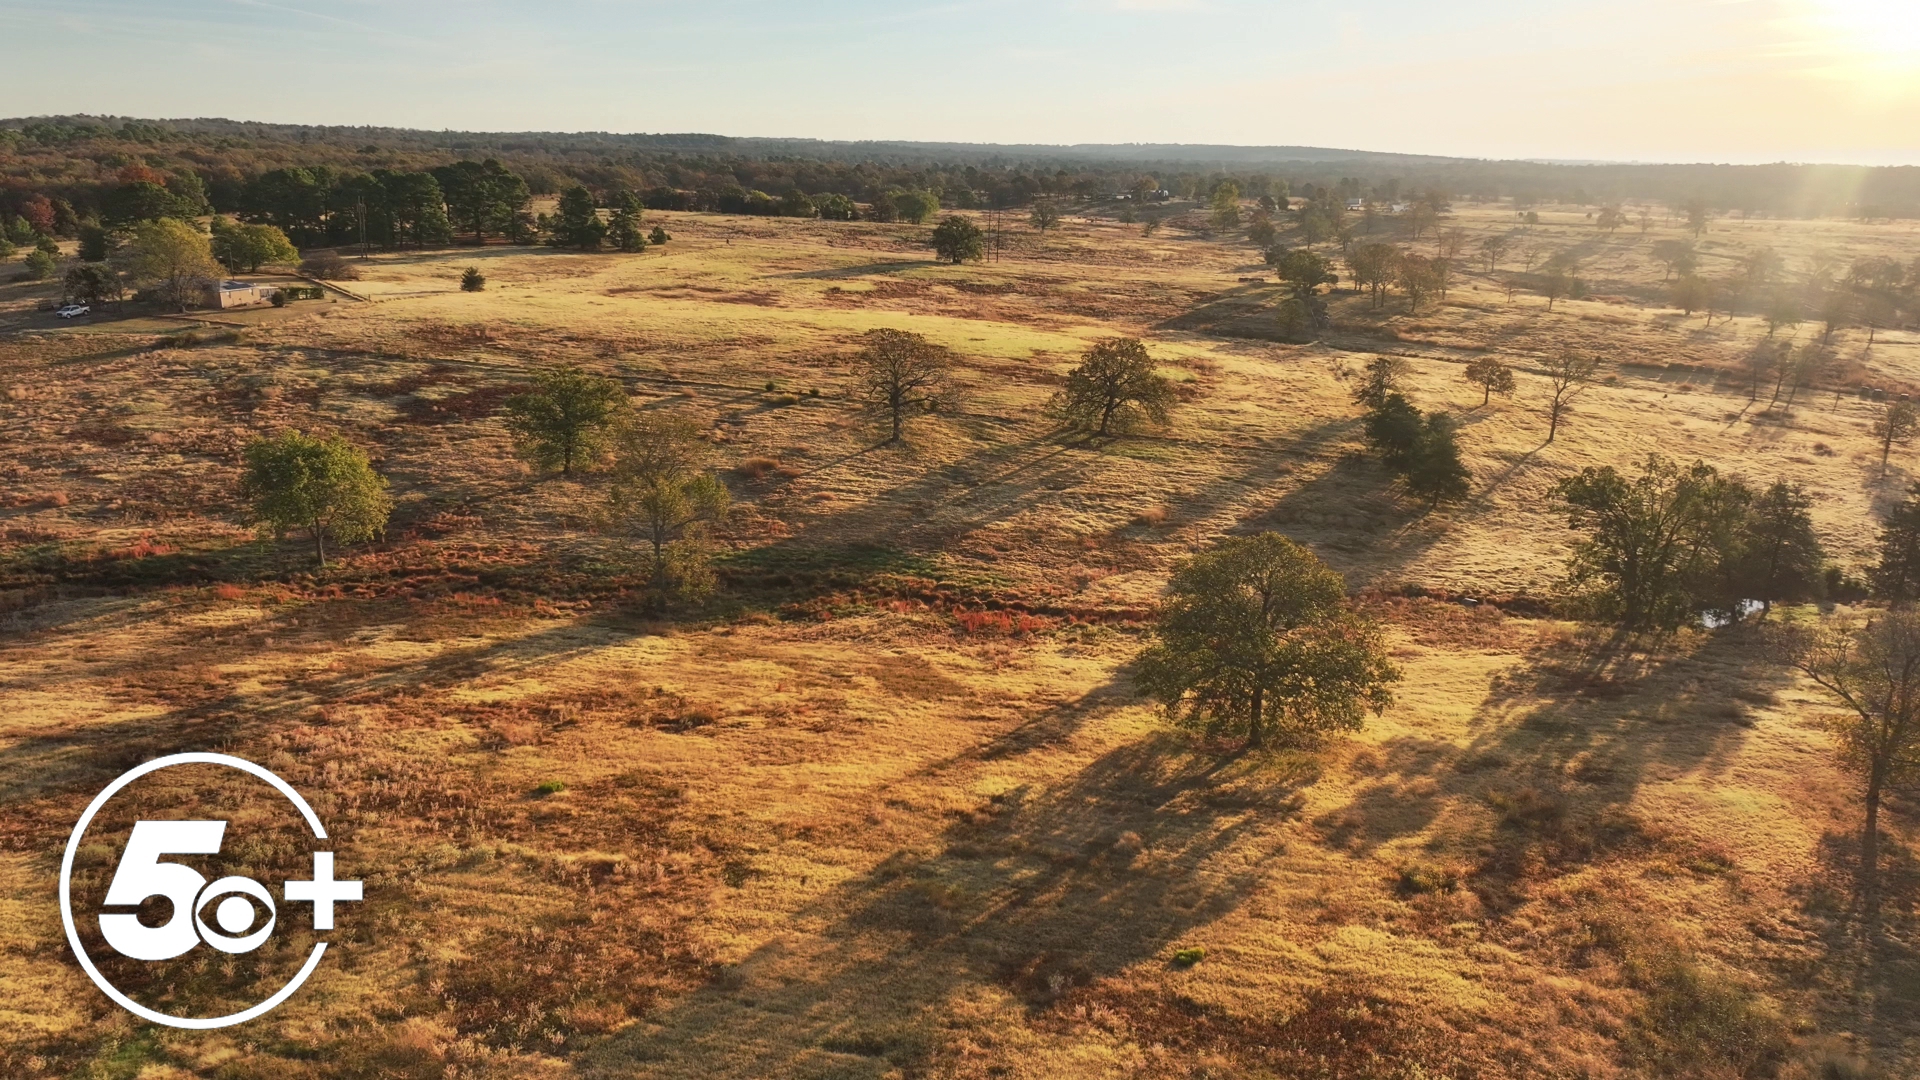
3,200 -> 1920,1078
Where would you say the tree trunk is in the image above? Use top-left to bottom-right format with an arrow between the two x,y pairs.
1547,403 -> 1561,442
1864,771 -> 1884,914
311,522 -> 327,567
1246,685 -> 1265,750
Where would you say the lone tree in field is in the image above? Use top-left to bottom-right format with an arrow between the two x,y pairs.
1135,533 -> 1399,751
1778,608 -> 1920,913
1651,239 -> 1696,281
1873,400 -> 1920,474
1671,275 -> 1710,317
1049,337 -> 1175,437
240,431 -> 392,567
1539,253 -> 1581,311
502,366 -> 627,475
1462,357 -> 1515,405
604,411 -> 731,609
1480,234 -> 1509,272
1030,199 -> 1063,234
460,267 -> 485,292
1543,349 -> 1599,442
929,215 -> 985,264
125,218 -> 220,311
1397,253 -> 1441,313
608,193 -> 647,253
854,328 -> 955,443
1363,393 -> 1425,472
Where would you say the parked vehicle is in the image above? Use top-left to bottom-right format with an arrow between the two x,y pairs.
55,304 -> 91,319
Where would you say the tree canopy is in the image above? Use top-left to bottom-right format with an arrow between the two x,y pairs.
1135,534 -> 1398,749
124,218 -> 220,311
501,366 -> 628,474
240,430 -> 392,566
1049,337 -> 1175,437
605,411 -> 731,609
930,215 -> 985,264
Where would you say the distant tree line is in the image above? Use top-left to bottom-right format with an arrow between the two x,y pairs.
10,115 -> 1920,261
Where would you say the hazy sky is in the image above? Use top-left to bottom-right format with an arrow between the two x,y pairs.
3,0 -> 1917,164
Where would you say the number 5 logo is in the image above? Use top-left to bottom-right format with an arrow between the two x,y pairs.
61,753 -> 361,1029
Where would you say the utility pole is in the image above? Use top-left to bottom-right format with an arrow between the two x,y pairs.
357,197 -> 368,260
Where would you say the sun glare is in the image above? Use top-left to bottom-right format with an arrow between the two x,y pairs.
1799,0 -> 1920,73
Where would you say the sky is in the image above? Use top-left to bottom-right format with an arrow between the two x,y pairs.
2,0 -> 1917,165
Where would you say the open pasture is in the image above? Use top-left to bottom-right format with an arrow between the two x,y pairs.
2,200 -> 1919,1078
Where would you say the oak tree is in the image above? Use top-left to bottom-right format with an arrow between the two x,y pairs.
854,328 -> 955,443
1049,337 -> 1175,437
604,411 -> 731,609
1462,357 -> 1515,405
1135,533 -> 1398,750
240,430 -> 392,567
501,366 -> 627,474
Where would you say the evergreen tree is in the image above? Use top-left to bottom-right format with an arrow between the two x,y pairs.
1363,393 -> 1425,471
551,186 -> 607,251
1406,413 -> 1471,505
1735,480 -> 1825,615
610,191 -> 648,251
929,216 -> 985,264
1871,485 -> 1920,602
501,366 -> 627,474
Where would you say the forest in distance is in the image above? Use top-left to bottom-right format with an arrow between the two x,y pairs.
5,113 -> 1920,231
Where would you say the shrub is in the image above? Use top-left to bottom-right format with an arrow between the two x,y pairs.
22,248 -> 56,280
649,225 -> 669,245
1172,948 -> 1205,966
299,251 -> 360,280
1396,863 -> 1459,895
534,780 -> 566,797
461,267 -> 486,292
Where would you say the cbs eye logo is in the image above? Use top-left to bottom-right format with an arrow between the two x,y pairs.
60,753 -> 362,1029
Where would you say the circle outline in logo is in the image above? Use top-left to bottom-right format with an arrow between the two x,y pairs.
60,752 -> 335,1029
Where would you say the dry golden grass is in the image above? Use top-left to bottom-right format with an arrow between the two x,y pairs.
2,202 -> 1919,1078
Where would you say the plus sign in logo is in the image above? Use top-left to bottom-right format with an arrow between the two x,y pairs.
60,753 -> 362,1029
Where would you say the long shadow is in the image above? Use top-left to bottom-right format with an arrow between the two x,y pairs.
0,601 -> 614,806
764,260 -> 935,280
581,709 -> 1307,1078
1232,430 -> 1451,588
1313,625 -> 1802,914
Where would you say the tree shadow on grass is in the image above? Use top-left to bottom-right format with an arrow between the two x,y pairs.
581,719 -> 1311,1079
764,261 -> 935,281
1313,625 -> 1801,914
